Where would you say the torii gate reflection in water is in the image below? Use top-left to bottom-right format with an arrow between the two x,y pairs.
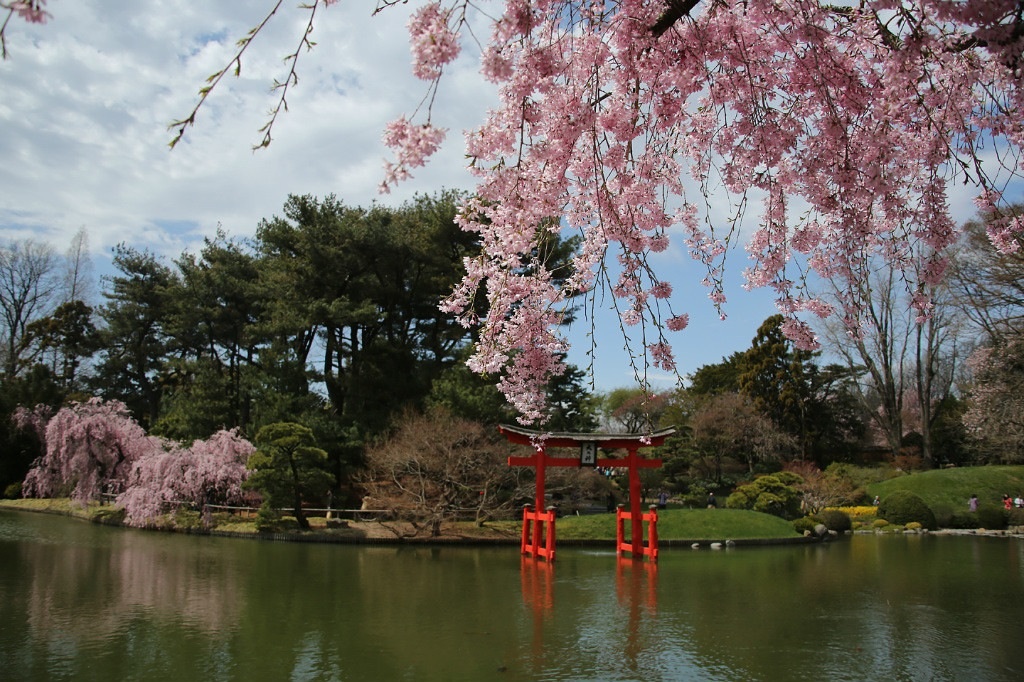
498,425 -> 675,562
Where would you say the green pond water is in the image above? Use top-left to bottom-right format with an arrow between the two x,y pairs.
1,509 -> 1022,681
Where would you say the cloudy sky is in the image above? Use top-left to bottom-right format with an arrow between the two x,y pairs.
0,1 -> 888,393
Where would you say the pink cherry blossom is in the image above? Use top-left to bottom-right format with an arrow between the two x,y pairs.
20,1 -> 1016,424
407,2 -> 461,81
380,117 -> 447,192
19,397 -> 255,526
9,0 -> 48,23
22,398 -> 162,505
382,0 -> 1024,421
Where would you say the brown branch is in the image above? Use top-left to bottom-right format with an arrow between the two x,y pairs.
1,8 -> 13,60
650,0 -> 702,37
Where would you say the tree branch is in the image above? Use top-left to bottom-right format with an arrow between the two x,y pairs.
650,0 -> 701,37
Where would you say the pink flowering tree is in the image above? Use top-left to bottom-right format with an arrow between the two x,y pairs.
116,428 -> 254,527
9,1 -> 1024,423
11,403 -> 53,445
17,395 -> 255,525
963,337 -> 1024,462
21,398 -> 164,505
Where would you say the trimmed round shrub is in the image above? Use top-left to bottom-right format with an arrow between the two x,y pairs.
3,482 -> 21,499
793,516 -> 816,534
976,505 -> 1008,530
877,490 -> 936,530
815,509 -> 852,533
872,518 -> 890,528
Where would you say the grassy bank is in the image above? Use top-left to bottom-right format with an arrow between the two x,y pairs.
555,507 -> 801,541
0,498 -> 802,543
867,465 -> 1024,513
8,465 -> 1024,542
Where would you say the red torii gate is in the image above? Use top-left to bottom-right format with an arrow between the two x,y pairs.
499,424 -> 675,562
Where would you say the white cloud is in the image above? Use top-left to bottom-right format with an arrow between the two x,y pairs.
0,1 -> 488,267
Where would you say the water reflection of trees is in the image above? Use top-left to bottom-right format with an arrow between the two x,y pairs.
8,517 -> 1024,680
23,533 -> 243,643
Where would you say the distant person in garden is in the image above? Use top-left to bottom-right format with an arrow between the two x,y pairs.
1015,494 -> 1023,509
969,495 -> 979,512
707,493 -> 716,509
658,491 -> 668,510
1003,495 -> 1013,510
873,496 -> 880,506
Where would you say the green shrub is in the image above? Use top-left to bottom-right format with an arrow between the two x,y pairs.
932,503 -> 954,528
815,509 -> 852,533
872,518 -> 890,529
3,482 -> 21,499
877,490 -> 937,530
725,489 -> 753,510
905,521 -> 923,531
946,512 -> 981,529
726,474 -> 803,520
92,506 -> 126,525
255,502 -> 281,532
1008,508 -> 1024,528
173,509 -> 203,530
976,505 -> 1008,530
753,492 -> 789,517
792,516 -> 817,534
680,493 -> 707,509
774,471 -> 804,487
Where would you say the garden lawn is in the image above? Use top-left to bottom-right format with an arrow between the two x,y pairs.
867,465 -> 1024,514
555,507 -> 802,542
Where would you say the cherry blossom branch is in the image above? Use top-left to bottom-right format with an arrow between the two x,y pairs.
169,0 -> 340,151
168,0 -> 286,150
0,0 -> 48,59
254,0 -> 325,150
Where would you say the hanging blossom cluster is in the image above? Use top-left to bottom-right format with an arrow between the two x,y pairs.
380,2 -> 462,192
5,0 -> 47,23
380,116 -> 448,192
21,398 -> 163,505
377,0 -> 1024,422
408,2 -> 461,79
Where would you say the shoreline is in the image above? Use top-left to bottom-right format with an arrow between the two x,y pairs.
13,498 -> 1022,546
0,499 -> 820,548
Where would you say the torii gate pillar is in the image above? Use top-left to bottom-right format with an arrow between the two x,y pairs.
499,425 -> 674,562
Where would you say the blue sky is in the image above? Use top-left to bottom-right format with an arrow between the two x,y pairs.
0,1 -> 1000,395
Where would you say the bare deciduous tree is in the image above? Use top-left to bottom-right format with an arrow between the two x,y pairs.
0,238 -> 59,377
361,409 -> 527,536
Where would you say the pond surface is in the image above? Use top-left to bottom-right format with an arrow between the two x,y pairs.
1,509 -> 1023,681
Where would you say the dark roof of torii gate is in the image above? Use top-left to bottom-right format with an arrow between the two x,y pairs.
498,424 -> 676,449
